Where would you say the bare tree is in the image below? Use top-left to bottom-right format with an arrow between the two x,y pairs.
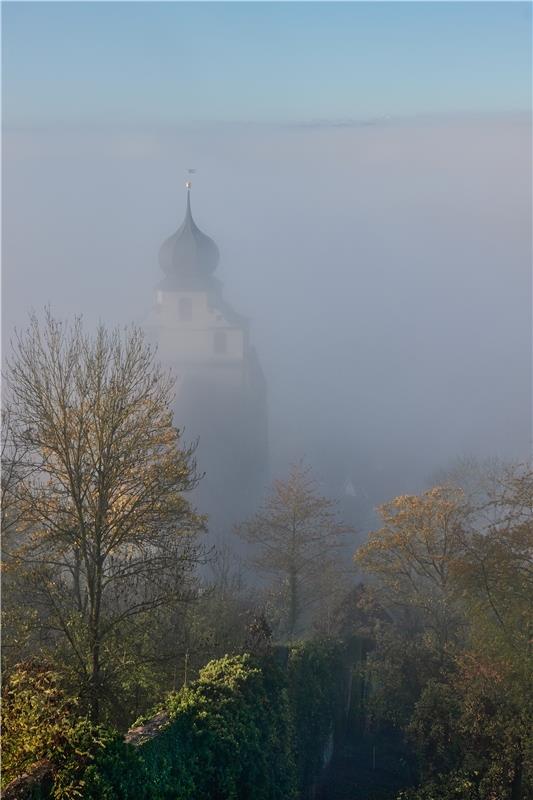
235,463 -> 353,639
4,311 -> 205,722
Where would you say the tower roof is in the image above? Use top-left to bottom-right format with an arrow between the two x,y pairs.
159,184 -> 219,285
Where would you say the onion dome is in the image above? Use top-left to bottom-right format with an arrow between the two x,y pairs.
159,183 -> 219,284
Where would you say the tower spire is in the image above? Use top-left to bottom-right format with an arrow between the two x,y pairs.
185,180 -> 192,219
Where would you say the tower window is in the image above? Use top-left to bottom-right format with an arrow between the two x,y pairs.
179,297 -> 192,321
213,330 -> 227,355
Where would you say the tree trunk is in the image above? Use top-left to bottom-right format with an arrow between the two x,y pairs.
89,637 -> 100,723
88,560 -> 103,723
511,751 -> 523,800
289,566 -> 298,640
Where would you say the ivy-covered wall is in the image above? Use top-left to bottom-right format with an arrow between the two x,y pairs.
288,639 -> 348,796
3,640 -> 352,800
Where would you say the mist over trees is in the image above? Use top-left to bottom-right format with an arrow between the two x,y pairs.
3,115 -> 530,511
1,316 -> 531,799
2,112 -> 531,798
1,1 -> 531,797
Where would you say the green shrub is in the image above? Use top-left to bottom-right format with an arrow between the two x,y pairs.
1,660 -> 76,788
1,661 -> 133,799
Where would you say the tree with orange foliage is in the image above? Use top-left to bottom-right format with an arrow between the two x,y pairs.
355,486 -> 469,650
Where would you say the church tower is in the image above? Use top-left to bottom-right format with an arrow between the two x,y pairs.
146,182 -> 268,532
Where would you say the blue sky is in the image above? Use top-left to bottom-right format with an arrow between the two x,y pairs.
2,2 -> 531,126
